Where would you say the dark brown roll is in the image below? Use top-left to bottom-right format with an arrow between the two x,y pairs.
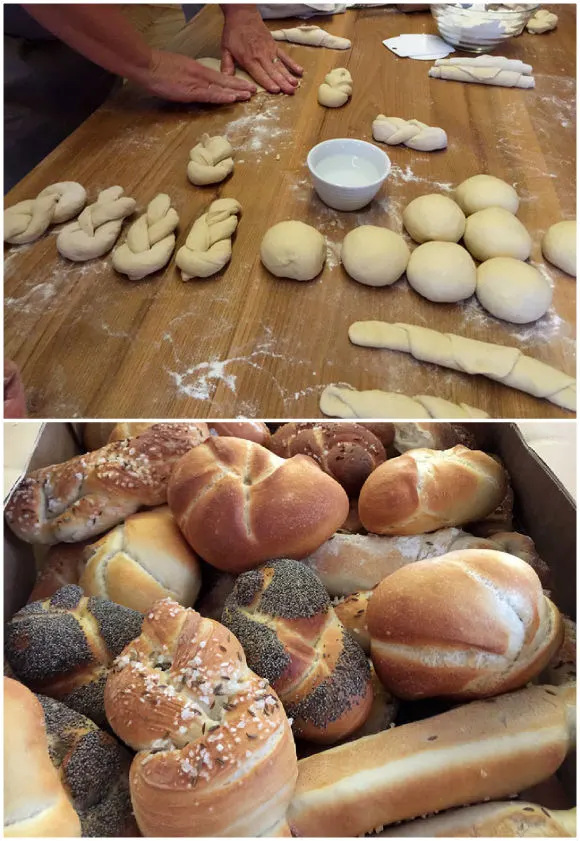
358,423 -> 395,450
222,559 -> 373,744
393,423 -> 477,454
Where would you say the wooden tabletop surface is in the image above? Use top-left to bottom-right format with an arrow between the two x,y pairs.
4,4 -> 576,419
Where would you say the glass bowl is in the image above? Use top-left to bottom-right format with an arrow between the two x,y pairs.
431,4 -> 540,54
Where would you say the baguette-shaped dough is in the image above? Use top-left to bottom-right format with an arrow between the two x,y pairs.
271,25 -> 351,50
320,383 -> 489,419
434,56 -> 533,74
429,65 -> 535,89
348,322 -> 576,412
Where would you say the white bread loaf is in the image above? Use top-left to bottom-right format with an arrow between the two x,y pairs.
359,445 -> 507,535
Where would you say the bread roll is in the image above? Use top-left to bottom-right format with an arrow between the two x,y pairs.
210,421 -> 271,444
359,445 -> 507,535
28,542 -> 87,603
268,422 -> 386,496
334,591 -> 372,651
4,677 -> 81,837
168,436 -> 349,573
358,422 -> 395,449
542,616 -> 576,688
468,463 -> 514,536
222,559 -> 373,743
107,422 -> 157,443
393,422 -> 477,453
368,549 -> 563,700
104,599 -> 297,837
5,585 -> 143,726
82,423 -> 116,452
287,683 -> 576,837
5,423 -> 210,545
80,506 -> 201,612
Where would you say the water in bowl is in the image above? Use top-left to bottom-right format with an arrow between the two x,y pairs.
316,153 -> 381,188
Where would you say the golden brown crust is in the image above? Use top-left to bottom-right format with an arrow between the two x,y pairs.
107,422 -> 156,444
28,542 -> 87,603
542,616 -> 576,688
358,423 -> 396,449
334,591 -> 372,652
393,423 -> 477,454
210,421 -> 271,445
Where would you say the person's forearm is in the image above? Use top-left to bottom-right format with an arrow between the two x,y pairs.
23,4 -> 152,81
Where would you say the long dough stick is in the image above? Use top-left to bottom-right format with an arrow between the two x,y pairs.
349,322 -> 576,412
271,25 -> 351,50
320,383 -> 489,419
429,65 -> 535,88
434,56 -> 533,74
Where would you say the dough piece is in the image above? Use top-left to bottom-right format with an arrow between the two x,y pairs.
476,257 -> 553,324
407,241 -> 476,303
261,220 -> 325,281
187,134 -> 234,186
175,198 -> 241,280
318,68 -> 353,108
527,9 -> 558,33
348,321 -> 576,411
403,195 -> 466,244
341,226 -> 410,287
542,221 -> 576,277
196,57 -> 265,92
434,56 -> 533,74
4,182 -> 87,245
464,207 -> 532,261
56,186 -> 136,262
429,65 -> 535,89
372,116 -> 447,152
271,25 -> 351,50
455,174 -> 519,215
320,383 -> 489,419
112,194 -> 179,280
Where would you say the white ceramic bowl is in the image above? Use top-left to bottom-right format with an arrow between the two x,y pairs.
307,138 -> 391,212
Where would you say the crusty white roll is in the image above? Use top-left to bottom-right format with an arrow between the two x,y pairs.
368,549 -> 563,700
80,506 -> 201,613
287,683 -> 576,837
359,445 -> 507,535
104,599 -> 297,837
4,677 -> 81,837
393,422 -> 477,453
167,436 -> 349,573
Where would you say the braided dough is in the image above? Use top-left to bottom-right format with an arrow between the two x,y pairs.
320,384 -> 489,419
271,25 -> 351,50
318,68 -> 353,107
112,194 -> 179,280
176,198 -> 241,280
4,181 -> 87,245
429,64 -> 535,88
56,186 -> 136,261
187,133 -> 234,186
372,116 -> 447,152
348,322 -> 576,412
527,9 -> 558,33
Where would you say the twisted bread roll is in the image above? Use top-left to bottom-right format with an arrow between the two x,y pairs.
359,445 -> 507,535
112,193 -> 179,280
80,506 -> 201,613
5,585 -> 143,726
106,420 -> 271,446
268,421 -> 386,496
5,422 -> 209,544
372,116 -> 447,152
318,68 -> 353,107
288,683 -> 576,837
4,182 -> 87,244
57,186 -> 136,261
167,436 -> 349,573
222,559 -> 373,743
104,599 -> 297,837
176,198 -> 241,280
187,134 -> 234,185
368,549 -> 563,700
4,678 -> 81,837
271,25 -> 351,49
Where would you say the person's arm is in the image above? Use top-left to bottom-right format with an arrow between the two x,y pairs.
23,4 -> 255,103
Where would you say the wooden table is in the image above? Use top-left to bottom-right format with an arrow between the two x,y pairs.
4,5 -> 576,419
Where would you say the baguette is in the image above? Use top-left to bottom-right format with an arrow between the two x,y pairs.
287,683 -> 576,837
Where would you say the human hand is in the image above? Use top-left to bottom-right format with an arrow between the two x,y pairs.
4,361 -> 26,419
140,49 -> 256,103
221,5 -> 303,95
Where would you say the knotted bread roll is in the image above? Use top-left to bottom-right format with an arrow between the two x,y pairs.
187,134 -> 234,185
167,436 -> 349,572
104,599 -> 297,837
368,549 -> 563,700
222,559 -> 373,743
4,181 -> 87,245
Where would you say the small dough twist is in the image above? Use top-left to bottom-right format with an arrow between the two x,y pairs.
56,186 -> 136,262
349,321 -> 576,412
176,198 -> 241,280
372,116 -> 447,152
320,384 -> 489,419
318,68 -> 353,108
429,65 -> 535,89
271,25 -> 351,50
112,194 -> 179,280
527,9 -> 558,33
4,182 -> 87,245
187,134 -> 234,186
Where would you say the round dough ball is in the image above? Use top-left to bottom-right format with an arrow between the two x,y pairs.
542,220 -> 576,277
403,194 -> 466,244
463,208 -> 532,262
261,221 -> 326,281
455,174 -> 519,216
341,226 -> 410,287
476,257 -> 552,324
407,241 -> 476,303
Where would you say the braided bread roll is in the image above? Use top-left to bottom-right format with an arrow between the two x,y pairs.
372,116 -> 447,151
104,599 -> 297,837
112,193 -> 179,280
176,198 -> 241,280
4,182 -> 87,244
222,559 -> 373,743
57,186 -> 136,261
187,134 -> 234,185
318,68 -> 353,107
